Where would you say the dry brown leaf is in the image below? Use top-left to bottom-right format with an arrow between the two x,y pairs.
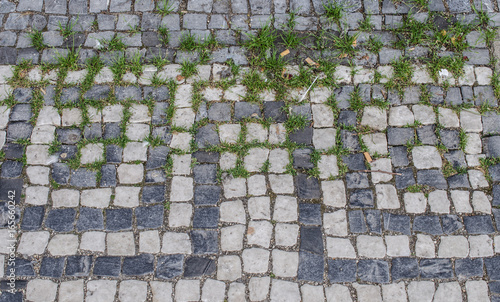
176,75 -> 184,81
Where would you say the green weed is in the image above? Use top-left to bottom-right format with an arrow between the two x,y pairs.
156,0 -> 175,16
28,29 -> 46,52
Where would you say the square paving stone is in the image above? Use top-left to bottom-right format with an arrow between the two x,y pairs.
76,207 -> 104,231
13,258 -> 35,276
65,255 -> 92,276
486,257 -> 500,280
3,144 -> 24,160
106,208 -> 133,231
484,136 -> 500,158
40,257 -> 65,278
194,164 -> 218,184
349,189 -> 374,208
60,87 -> 80,104
419,259 -> 453,279
1,161 -> 23,178
494,185 -> 500,207
106,144 -> 123,163
193,207 -> 219,229
337,110 -> 357,127
84,123 -> 102,139
184,257 -> 216,277
349,210 -> 367,233
365,209 -> 382,234
234,102 -> 261,120
494,209 -> 500,231
45,208 -> 76,232
263,101 -> 287,122
193,151 -> 220,163
208,102 -> 231,122
293,148 -> 314,169
391,257 -> 419,281
298,251 -> 324,282
194,185 -> 220,205
84,85 -> 111,100
141,185 -> 165,204
439,129 -> 460,149
413,216 -> 443,235
0,292 -> 23,301
387,127 -> 414,145
0,202 -> 19,227
21,206 -> 44,231
383,213 -> 411,235
152,103 -> 169,125
463,215 -> 495,234
455,258 -> 483,279
395,167 -> 415,189
146,170 -> 167,183
289,126 -> 313,145
342,153 -> 367,171
70,169 -> 97,188
0,178 -> 23,204
196,124 -> 220,148
13,88 -> 33,103
136,205 -> 164,229
123,254 -> 154,276
346,172 -> 370,189
144,86 -> 170,101
389,146 -> 409,167
357,260 -> 390,283
296,173 -> 321,199
491,164 -> 500,182
417,125 -> 438,145
340,130 -> 360,151
103,123 -> 122,139
490,281 -> 500,295
444,151 -> 466,169
146,146 -> 170,170
93,256 -> 122,277
191,230 -> 219,254
100,164 -> 117,187
299,203 -> 322,225
417,170 -> 447,189
7,122 -> 33,140
10,104 -> 32,122
58,145 -> 78,161
447,173 -> 470,189
299,226 -> 323,255
441,215 -> 463,234
328,259 -> 356,283
115,86 -> 142,101
157,254 -> 184,279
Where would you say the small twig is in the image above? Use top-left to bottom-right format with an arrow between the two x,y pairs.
299,75 -> 319,102
357,169 -> 402,175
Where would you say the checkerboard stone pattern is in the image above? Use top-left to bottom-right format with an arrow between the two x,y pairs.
1,0 -> 500,301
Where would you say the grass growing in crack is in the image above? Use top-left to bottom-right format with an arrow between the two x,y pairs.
81,56 -> 104,91
156,0 -> 175,16
359,14 -> 373,32
348,88 -> 364,111
285,113 -> 309,133
59,18 -> 77,38
28,29 -> 46,52
99,35 -> 126,51
385,57 -> 413,92
427,53 -> 465,82
365,36 -> 383,53
392,15 -> 433,49
158,25 -> 170,45
150,53 -> 170,69
243,22 -> 278,59
180,60 -> 198,78
407,184 -> 424,193
145,134 -> 164,147
459,129 -> 468,151
323,1 -> 343,24
331,33 -> 359,57
279,11 -> 304,49
432,25 -> 469,52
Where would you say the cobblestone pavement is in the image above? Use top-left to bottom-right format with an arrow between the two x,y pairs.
2,0 -> 500,301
